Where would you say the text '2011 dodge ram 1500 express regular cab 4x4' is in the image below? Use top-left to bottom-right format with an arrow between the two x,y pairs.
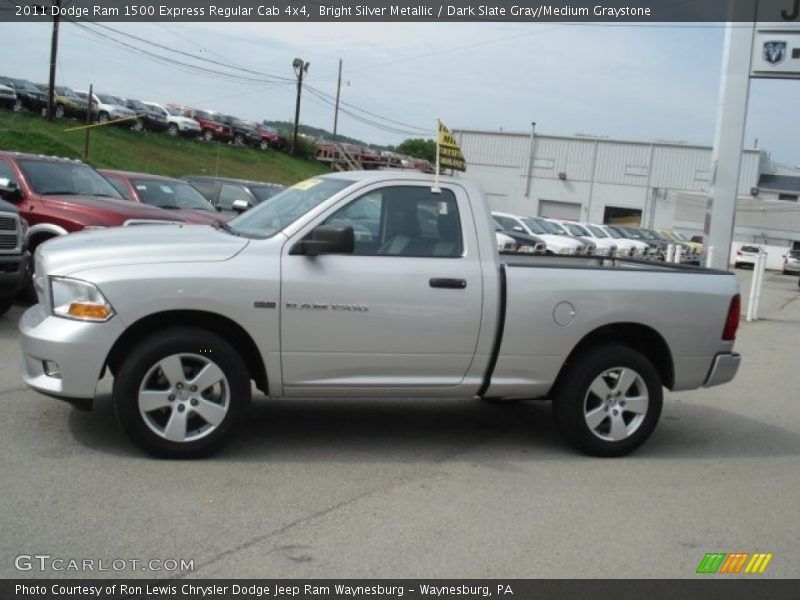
19,172 -> 742,458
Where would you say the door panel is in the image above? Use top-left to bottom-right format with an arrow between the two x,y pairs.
280,184 -> 483,394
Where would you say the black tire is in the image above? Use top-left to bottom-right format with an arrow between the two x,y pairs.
234,133 -> 245,146
12,99 -> 22,113
167,123 -> 179,136
0,297 -> 12,317
98,112 -> 110,123
113,327 -> 251,458
552,344 -> 663,457
55,105 -> 65,119
259,140 -> 269,151
132,118 -> 144,132
203,129 -> 214,142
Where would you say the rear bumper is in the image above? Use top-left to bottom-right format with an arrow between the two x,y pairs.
703,352 -> 741,388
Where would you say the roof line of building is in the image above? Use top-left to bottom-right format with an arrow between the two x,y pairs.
452,128 -> 762,154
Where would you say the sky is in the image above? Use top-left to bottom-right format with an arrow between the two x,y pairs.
2,20 -> 799,165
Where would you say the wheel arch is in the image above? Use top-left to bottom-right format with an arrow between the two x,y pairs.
26,223 -> 68,251
106,310 -> 268,394
553,322 -> 675,392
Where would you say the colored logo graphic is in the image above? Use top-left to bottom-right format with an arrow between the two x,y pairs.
696,552 -> 773,574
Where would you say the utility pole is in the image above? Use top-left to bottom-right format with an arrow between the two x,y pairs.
291,57 -> 309,155
333,58 -> 342,142
47,0 -> 61,121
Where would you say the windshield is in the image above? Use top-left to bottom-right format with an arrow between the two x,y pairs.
521,218 -> 546,235
165,106 -> 182,116
10,79 -> 36,92
132,179 -> 215,211
541,220 -> 568,235
588,225 -> 608,238
565,223 -> 589,236
96,94 -> 117,104
620,227 -> 644,240
19,160 -> 123,197
229,178 -> 353,239
127,100 -> 147,111
603,226 -> 622,239
250,185 -> 284,203
55,86 -> 78,98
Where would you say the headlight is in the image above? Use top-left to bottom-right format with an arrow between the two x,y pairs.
559,248 -> 572,255
518,245 -> 537,254
50,277 -> 115,322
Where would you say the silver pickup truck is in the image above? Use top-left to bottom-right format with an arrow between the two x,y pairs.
19,171 -> 741,458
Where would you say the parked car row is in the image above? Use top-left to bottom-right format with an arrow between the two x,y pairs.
492,211 -> 703,262
0,75 -> 289,151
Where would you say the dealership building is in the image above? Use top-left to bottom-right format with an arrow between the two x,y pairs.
452,128 -> 800,248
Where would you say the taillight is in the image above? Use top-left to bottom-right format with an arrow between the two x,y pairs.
723,294 -> 740,341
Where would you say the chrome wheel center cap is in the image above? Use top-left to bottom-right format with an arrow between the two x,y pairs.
177,389 -> 190,402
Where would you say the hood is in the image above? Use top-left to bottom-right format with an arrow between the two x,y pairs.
38,224 -> 249,276
165,207 -> 228,225
538,234 -> 580,249
0,198 -> 17,214
173,116 -> 200,127
41,194 -> 185,226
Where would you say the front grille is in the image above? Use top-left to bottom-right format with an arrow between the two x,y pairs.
0,214 -> 20,254
0,234 -> 19,250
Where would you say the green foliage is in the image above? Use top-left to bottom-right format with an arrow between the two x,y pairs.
397,138 -> 436,163
289,135 -> 319,160
0,111 -> 327,185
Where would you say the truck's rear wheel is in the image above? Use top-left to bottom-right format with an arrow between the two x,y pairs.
113,327 -> 250,458
552,344 -> 662,457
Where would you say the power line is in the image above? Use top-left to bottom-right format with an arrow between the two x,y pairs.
305,84 -> 430,134
69,21 -> 294,87
87,21 -> 294,83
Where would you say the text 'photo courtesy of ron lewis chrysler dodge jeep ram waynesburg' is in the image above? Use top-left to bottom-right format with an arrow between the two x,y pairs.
12,170 -> 742,459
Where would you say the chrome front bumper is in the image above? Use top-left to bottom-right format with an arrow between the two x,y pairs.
19,304 -> 124,401
703,352 -> 741,388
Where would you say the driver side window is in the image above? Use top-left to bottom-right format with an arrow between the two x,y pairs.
323,186 -> 462,257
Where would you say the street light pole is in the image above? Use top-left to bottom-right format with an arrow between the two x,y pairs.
291,57 -> 309,155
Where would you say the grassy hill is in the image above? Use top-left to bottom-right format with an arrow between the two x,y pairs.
0,112 -> 327,185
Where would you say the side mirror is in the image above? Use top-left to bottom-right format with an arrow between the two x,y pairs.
290,225 -> 355,256
231,199 -> 250,213
0,181 -> 22,202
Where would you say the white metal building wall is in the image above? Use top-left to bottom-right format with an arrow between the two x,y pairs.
454,128 -> 766,229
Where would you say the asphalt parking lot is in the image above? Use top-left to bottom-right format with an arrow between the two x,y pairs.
1,268 -> 798,580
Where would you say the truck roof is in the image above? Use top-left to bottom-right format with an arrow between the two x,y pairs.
318,170 -> 468,187
0,150 -> 84,164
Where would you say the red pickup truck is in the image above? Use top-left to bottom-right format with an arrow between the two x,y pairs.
0,151 -> 185,273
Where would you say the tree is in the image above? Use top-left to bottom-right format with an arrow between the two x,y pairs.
397,138 -> 436,163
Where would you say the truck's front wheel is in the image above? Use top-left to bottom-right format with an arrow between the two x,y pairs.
113,328 -> 250,458
553,344 -> 662,457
